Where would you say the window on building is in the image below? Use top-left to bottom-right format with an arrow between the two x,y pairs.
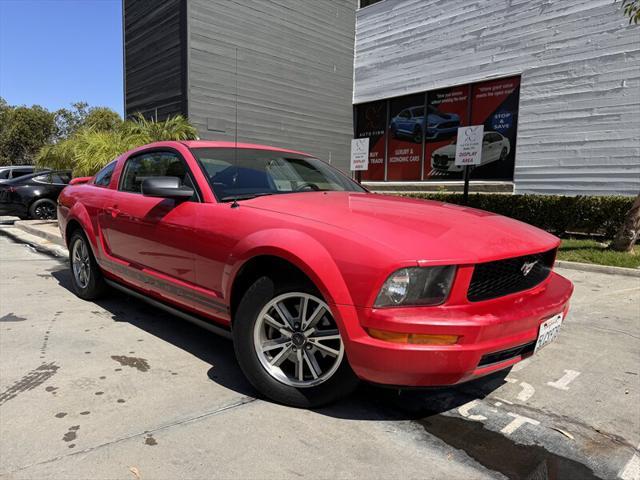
360,0 -> 384,8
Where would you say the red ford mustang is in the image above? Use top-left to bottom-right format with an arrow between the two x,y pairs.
58,140 -> 573,407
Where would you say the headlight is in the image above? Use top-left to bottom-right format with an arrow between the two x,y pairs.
374,266 -> 456,307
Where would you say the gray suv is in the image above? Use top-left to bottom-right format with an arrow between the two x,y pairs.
0,166 -> 43,183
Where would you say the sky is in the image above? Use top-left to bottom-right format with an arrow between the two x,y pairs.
0,0 -> 123,115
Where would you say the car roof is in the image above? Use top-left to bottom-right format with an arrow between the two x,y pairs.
0,165 -> 36,170
3,169 -> 69,185
178,140 -> 312,157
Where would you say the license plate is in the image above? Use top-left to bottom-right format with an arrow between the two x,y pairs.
534,313 -> 563,353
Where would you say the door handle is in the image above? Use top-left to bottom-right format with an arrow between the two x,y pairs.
106,206 -> 121,218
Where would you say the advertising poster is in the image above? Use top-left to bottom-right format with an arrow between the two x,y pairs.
355,101 -> 387,181
424,85 -> 470,180
469,76 -> 520,180
387,93 -> 424,181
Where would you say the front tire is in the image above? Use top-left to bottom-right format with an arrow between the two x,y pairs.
233,276 -> 358,408
69,230 -> 107,300
29,198 -> 57,220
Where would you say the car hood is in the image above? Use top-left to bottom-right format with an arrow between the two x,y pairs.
433,144 -> 456,156
244,192 -> 559,265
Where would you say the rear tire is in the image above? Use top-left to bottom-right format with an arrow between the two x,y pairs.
69,230 -> 107,300
29,198 -> 57,220
233,276 -> 358,408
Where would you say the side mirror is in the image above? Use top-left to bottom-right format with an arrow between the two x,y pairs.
142,176 -> 194,200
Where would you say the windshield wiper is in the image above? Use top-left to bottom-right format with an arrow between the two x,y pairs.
220,192 -> 276,202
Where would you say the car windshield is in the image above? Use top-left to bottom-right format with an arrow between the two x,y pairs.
191,148 -> 365,201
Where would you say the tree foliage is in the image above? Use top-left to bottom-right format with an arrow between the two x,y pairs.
622,0 -> 640,23
37,114 -> 198,176
54,102 -> 122,140
0,99 -> 56,166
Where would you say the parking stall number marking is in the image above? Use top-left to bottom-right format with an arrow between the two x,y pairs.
505,378 -> 536,402
618,444 -> 640,480
458,400 -> 487,422
547,370 -> 581,391
500,412 -> 540,435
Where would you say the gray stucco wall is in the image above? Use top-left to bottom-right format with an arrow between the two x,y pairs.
187,0 -> 356,172
354,0 -> 640,195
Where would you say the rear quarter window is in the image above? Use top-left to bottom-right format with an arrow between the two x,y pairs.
93,162 -> 116,187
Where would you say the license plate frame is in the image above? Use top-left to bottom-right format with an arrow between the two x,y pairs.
534,313 -> 563,354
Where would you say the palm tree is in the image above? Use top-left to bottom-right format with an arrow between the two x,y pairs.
37,114 -> 198,176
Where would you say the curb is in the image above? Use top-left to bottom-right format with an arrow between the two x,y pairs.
0,226 -> 68,261
555,260 -> 640,278
14,220 -> 65,247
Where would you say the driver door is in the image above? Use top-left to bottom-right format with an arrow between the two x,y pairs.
101,150 -> 199,284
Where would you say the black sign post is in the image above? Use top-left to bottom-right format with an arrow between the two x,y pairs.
462,165 -> 470,204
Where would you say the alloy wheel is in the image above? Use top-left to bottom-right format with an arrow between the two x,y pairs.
72,238 -> 91,289
34,203 -> 55,219
253,292 -> 344,388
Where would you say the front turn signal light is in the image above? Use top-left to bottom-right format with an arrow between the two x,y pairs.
367,328 -> 459,345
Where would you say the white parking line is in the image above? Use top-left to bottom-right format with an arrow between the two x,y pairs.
500,412 -> 540,435
619,444 -> 640,480
547,370 -> 581,390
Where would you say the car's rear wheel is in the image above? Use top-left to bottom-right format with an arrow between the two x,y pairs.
233,276 -> 358,407
29,199 -> 57,220
69,230 -> 107,300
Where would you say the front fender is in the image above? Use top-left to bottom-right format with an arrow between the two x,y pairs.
225,228 -> 354,308
67,202 -> 99,253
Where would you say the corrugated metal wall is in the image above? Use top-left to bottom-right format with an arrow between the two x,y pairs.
187,0 -> 356,171
123,0 -> 187,120
354,0 -> 640,195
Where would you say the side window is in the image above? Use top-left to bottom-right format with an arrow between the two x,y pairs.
94,162 -> 116,187
33,173 -> 51,183
0,170 -> 9,179
51,172 -> 72,184
11,169 -> 33,179
120,151 -> 196,198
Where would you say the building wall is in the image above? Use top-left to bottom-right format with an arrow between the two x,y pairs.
123,0 -> 187,119
354,0 -> 640,195
187,0 -> 356,171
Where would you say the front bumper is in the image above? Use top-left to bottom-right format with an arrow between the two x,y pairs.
334,271 -> 573,387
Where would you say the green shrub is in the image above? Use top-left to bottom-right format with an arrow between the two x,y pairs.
399,193 -> 633,239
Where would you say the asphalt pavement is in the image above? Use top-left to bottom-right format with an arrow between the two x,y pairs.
0,232 -> 638,480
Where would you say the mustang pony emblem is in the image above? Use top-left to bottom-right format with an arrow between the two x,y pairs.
521,260 -> 538,276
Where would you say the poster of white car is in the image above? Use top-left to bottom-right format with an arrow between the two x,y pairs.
431,131 -> 511,173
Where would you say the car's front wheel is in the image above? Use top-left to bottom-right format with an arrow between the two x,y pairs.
69,230 -> 107,300
233,276 -> 358,407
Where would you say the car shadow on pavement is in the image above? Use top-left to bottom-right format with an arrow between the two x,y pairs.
50,267 -> 507,422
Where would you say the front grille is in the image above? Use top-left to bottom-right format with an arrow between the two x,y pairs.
433,155 -> 450,166
468,249 -> 556,302
478,341 -> 536,367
